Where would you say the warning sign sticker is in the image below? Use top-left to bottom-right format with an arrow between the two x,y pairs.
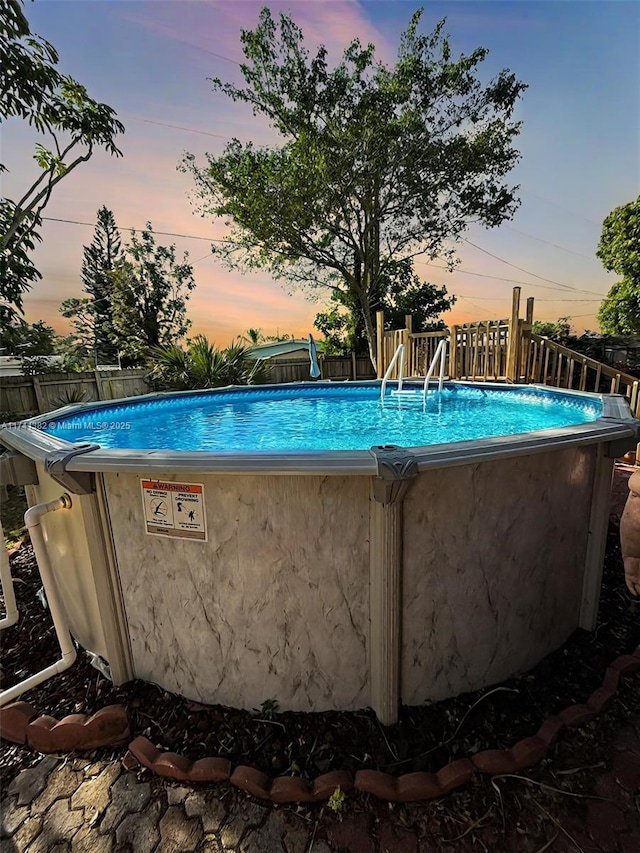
141,480 -> 207,541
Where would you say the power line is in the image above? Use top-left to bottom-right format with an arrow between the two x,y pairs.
502,225 -> 593,260
455,295 -> 602,303
124,115 -> 234,141
520,189 -> 601,227
41,216 -> 609,303
536,312 -> 598,321
462,239 -> 607,296
417,259 -> 607,297
41,216 -> 226,243
456,295 -> 501,319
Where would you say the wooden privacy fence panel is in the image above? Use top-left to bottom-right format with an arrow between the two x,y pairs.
382,330 -> 406,379
268,356 -> 375,384
1,369 -> 150,419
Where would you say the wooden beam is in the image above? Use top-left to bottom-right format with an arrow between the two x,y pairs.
506,287 -> 522,382
376,311 -> 384,379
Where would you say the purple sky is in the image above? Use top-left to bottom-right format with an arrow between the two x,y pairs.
4,0 -> 639,343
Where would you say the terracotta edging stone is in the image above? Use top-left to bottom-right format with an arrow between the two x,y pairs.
128,735 -> 231,783
0,703 -> 129,752
119,644 -> 640,802
2,645 -> 639,803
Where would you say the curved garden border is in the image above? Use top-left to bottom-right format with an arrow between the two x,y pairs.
1,645 -> 638,803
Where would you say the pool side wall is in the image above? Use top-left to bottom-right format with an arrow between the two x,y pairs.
401,445 -> 597,703
99,444 -> 600,711
102,471 -> 371,712
17,443 -> 606,714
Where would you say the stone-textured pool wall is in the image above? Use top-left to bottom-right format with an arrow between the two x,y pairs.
401,445 -> 597,704
103,471 -> 371,712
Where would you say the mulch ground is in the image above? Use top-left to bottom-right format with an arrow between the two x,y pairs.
1,491 -> 639,795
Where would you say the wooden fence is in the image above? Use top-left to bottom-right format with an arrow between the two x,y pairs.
1,369 -> 150,419
1,356 -> 377,420
267,355 -> 375,384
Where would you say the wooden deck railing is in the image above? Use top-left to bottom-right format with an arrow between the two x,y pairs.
522,332 -> 640,418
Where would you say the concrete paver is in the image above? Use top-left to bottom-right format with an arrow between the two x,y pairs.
184,790 -> 227,833
10,815 -> 42,852
156,806 -> 201,852
97,771 -> 150,834
7,757 -> 58,807
113,798 -> 163,853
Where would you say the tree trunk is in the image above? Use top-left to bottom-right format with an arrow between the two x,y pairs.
359,288 -> 377,372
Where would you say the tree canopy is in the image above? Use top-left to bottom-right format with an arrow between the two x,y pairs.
109,225 -> 196,363
0,318 -> 56,356
182,6 -> 526,367
61,207 -> 123,364
0,0 -> 124,324
315,259 -> 454,355
597,197 -> 640,336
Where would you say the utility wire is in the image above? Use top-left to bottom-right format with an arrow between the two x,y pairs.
418,260 -> 607,297
41,216 -> 226,243
520,189 -> 601,227
462,239 -> 607,296
42,216 -> 608,300
125,115 -> 234,141
502,225 -> 593,259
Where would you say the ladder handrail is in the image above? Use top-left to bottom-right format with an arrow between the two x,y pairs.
422,339 -> 447,402
380,343 -> 406,402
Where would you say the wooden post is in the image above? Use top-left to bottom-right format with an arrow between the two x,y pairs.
351,351 -> 357,381
506,287 -> 522,383
404,314 -> 413,376
525,297 -> 535,326
32,376 -> 47,413
94,370 -> 105,401
448,326 -> 458,380
376,311 -> 384,379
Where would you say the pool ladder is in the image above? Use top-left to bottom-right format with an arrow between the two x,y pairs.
380,340 -> 448,404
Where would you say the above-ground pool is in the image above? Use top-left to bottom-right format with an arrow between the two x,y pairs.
40,383 -> 602,452
1,381 -> 638,724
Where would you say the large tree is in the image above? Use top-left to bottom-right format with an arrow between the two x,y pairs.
60,206 -> 122,364
597,197 -> 640,336
182,7 -> 526,368
0,0 -> 124,325
109,225 -> 196,363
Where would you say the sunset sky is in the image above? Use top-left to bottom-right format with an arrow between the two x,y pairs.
4,0 -> 639,344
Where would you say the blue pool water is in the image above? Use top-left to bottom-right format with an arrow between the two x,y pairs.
39,384 -> 602,453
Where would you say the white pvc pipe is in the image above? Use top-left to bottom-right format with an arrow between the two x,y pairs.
0,494 -> 76,707
0,519 -> 19,629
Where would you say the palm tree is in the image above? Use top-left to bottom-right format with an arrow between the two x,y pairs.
242,328 -> 264,345
149,335 -> 269,390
